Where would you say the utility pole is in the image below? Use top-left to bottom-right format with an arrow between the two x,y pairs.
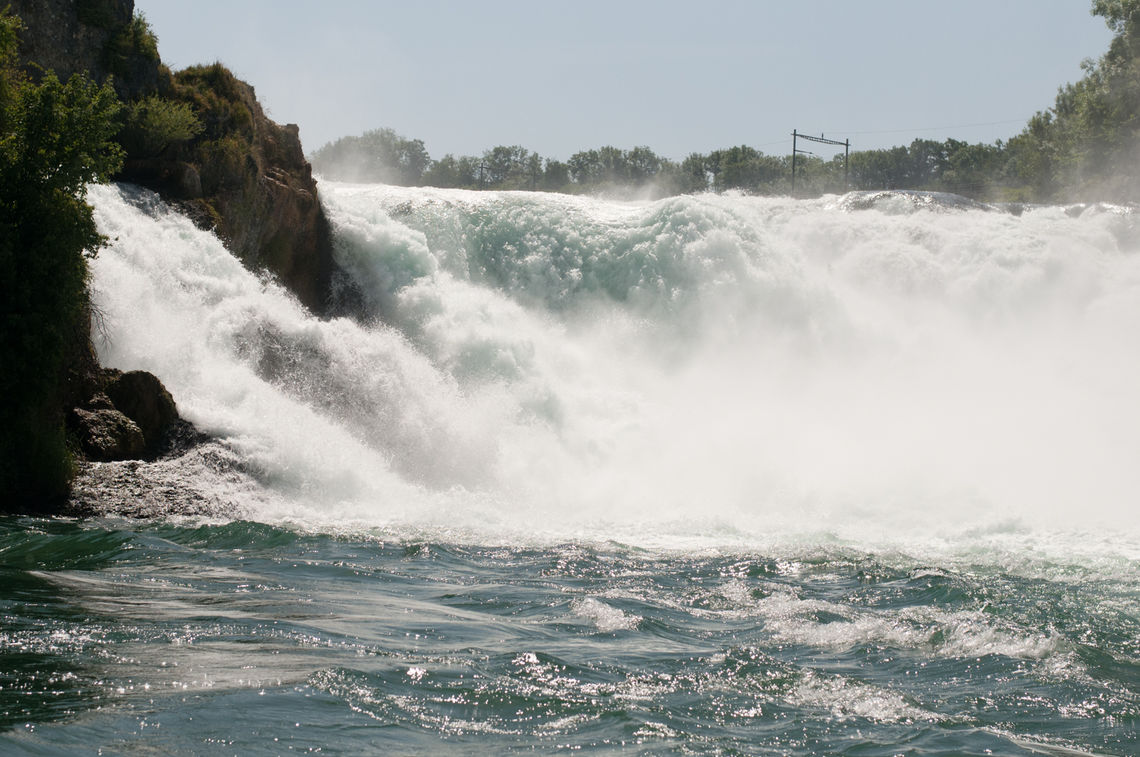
792,130 -> 798,195
844,138 -> 850,191
791,130 -> 851,195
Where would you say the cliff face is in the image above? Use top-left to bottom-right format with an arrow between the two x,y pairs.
210,103 -> 335,314
9,0 -> 159,100
9,0 -> 129,80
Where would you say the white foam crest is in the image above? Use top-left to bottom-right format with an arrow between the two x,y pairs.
749,590 -> 1062,661
930,609 -> 1061,660
789,670 -> 940,723
570,597 -> 641,633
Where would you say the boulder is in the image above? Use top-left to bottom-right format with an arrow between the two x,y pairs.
70,407 -> 146,461
65,368 -> 182,463
103,370 -> 179,451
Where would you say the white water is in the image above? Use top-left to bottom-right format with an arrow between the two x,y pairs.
87,183 -> 1140,549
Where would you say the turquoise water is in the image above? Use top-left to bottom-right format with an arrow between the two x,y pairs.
5,183 -> 1140,753
3,517 -> 1139,755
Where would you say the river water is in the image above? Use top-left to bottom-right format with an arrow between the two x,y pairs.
2,183 -> 1139,754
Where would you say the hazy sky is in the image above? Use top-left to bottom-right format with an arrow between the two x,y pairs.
136,1 -> 1113,162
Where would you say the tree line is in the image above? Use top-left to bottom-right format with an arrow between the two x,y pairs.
311,1 -> 1140,204
308,125 -> 1029,201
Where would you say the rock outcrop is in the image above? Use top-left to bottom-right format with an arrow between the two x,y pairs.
68,368 -> 183,462
120,64 -> 338,312
104,370 -> 179,448
70,407 -> 146,461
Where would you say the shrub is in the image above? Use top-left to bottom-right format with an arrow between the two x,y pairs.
103,11 -> 159,77
119,94 -> 203,157
171,63 -> 253,139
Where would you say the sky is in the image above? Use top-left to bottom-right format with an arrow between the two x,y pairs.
136,1 -> 1114,163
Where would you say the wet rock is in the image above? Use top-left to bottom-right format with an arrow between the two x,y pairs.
70,407 -> 146,461
66,439 -> 258,519
66,368 -> 184,464
86,391 -> 116,411
104,369 -> 178,451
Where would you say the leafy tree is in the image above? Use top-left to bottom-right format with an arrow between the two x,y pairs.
0,9 -> 124,506
482,144 -> 531,187
541,158 -> 569,191
596,146 -> 627,183
626,146 -> 662,184
940,139 -> 1003,196
710,145 -> 787,193
849,146 -> 910,190
565,145 -> 671,190
997,0 -> 1140,200
679,153 -> 712,192
524,151 -> 542,189
310,127 -> 429,185
422,153 -> 478,188
567,148 -> 601,184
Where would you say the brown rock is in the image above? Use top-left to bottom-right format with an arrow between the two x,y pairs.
114,64 -> 340,314
190,74 -> 335,313
103,370 -> 179,450
70,407 -> 146,461
11,2 -> 341,314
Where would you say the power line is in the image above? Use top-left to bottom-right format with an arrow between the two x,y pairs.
825,118 -> 1028,137
752,117 -> 1031,153
728,117 -> 1034,157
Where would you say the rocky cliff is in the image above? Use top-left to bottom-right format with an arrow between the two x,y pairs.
120,63 -> 337,312
11,0 -> 339,314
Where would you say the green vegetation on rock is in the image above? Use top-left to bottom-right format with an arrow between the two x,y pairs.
102,10 -> 158,77
160,63 -> 257,198
118,93 -> 202,158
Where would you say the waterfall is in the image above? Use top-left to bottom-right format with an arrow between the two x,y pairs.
86,182 -> 1140,546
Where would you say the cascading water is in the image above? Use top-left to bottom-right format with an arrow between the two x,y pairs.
4,183 -> 1138,755
85,182 -> 1140,547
